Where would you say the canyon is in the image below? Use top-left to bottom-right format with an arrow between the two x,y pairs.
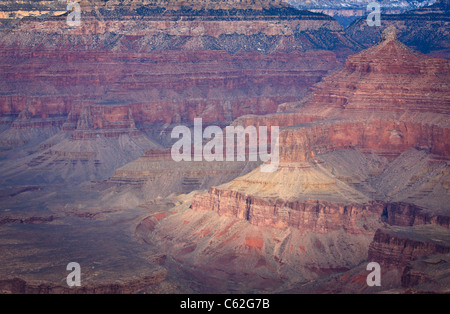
0,0 -> 359,185
0,0 -> 448,294
141,26 -> 449,293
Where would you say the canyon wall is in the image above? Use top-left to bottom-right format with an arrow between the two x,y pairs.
0,0 -> 360,184
368,227 -> 450,268
193,188 -> 385,233
0,1 -> 357,149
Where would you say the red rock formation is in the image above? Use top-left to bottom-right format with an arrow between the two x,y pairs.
309,27 -> 450,117
1,1 -> 449,293
182,28 -> 450,292
282,121 -> 449,162
222,40 -> 449,230
382,203 -> 450,229
0,48 -> 339,131
368,227 -> 450,268
231,27 -> 450,164
193,188 -> 384,233
0,2 -> 355,186
0,0 -> 359,188
193,188 -> 450,232
191,27 -> 450,206
71,102 -> 140,139
0,1 -> 354,149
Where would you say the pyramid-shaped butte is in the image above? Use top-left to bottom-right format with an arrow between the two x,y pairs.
232,30 -> 450,161
294,26 -> 450,123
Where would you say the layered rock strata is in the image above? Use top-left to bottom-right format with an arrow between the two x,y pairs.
0,0 -> 359,184
175,27 -> 450,291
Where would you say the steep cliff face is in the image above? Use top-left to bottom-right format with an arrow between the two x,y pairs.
136,198 -> 379,292
278,121 -> 449,162
193,188 -> 384,233
191,147 -> 450,230
368,226 -> 450,268
71,102 -> 139,139
381,203 -> 450,228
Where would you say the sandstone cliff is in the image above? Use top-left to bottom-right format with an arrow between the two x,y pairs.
368,226 -> 450,269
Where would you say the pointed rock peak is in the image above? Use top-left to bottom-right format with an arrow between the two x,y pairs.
381,26 -> 397,42
346,24 -> 425,68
